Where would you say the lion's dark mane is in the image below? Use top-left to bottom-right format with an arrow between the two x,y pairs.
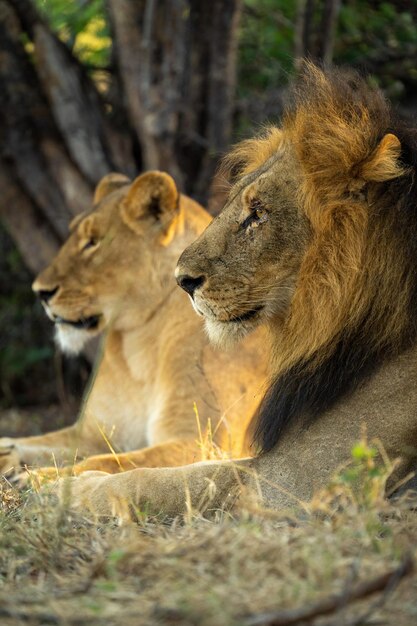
253,66 -> 417,453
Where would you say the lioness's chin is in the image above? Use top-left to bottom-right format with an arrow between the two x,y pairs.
55,325 -> 96,356
204,318 -> 256,349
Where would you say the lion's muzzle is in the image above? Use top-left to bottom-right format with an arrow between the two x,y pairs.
176,273 -> 206,298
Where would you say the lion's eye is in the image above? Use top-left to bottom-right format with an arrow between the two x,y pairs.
253,206 -> 267,220
241,201 -> 268,230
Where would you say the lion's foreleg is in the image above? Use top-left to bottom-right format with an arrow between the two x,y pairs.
58,457 -> 256,519
0,424 -> 89,475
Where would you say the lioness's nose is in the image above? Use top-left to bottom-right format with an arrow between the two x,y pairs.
176,274 -> 205,298
34,286 -> 59,303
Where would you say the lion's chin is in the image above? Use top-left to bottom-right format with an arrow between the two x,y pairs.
204,318 -> 255,349
54,325 -> 97,356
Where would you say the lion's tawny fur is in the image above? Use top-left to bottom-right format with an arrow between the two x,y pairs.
46,64 -> 417,517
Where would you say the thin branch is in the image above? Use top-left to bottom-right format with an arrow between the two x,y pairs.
243,556 -> 414,626
0,605 -> 97,625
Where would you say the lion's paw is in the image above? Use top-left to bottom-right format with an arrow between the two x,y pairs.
57,471 -> 111,512
53,471 -> 136,520
14,465 -> 65,490
0,439 -> 21,476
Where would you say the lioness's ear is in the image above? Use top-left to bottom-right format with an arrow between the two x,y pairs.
94,172 -> 131,205
360,134 -> 405,183
69,211 -> 88,233
121,171 -> 179,235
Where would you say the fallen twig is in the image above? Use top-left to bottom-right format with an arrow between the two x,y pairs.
243,555 -> 414,626
329,551 -> 414,626
0,605 -> 99,625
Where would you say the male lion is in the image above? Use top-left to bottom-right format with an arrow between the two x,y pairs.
53,63 -> 417,517
0,172 -> 267,476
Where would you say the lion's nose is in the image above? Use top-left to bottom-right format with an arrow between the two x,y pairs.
176,274 -> 205,298
35,286 -> 59,303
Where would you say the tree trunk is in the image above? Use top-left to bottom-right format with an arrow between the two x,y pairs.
108,0 -> 241,207
295,0 -> 341,67
295,0 -> 316,61
0,163 -> 60,275
318,0 -> 341,66
0,0 -> 241,276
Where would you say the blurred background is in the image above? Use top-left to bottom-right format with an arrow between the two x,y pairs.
1,0 -> 417,435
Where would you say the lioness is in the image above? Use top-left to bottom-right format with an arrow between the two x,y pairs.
53,63 -> 417,518
0,171 -> 267,476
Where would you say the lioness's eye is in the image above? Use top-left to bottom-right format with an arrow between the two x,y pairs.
82,238 -> 99,252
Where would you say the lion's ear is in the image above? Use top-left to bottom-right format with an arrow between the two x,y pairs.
360,134 -> 405,183
94,173 -> 131,205
121,171 -> 179,235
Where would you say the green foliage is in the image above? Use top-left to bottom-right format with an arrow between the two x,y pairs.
34,0 -> 111,68
32,1 -> 417,103
336,1 -> 417,99
239,0 -> 296,94
334,439 -> 390,509
240,0 -> 417,103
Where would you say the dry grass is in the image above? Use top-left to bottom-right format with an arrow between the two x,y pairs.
0,443 -> 416,626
